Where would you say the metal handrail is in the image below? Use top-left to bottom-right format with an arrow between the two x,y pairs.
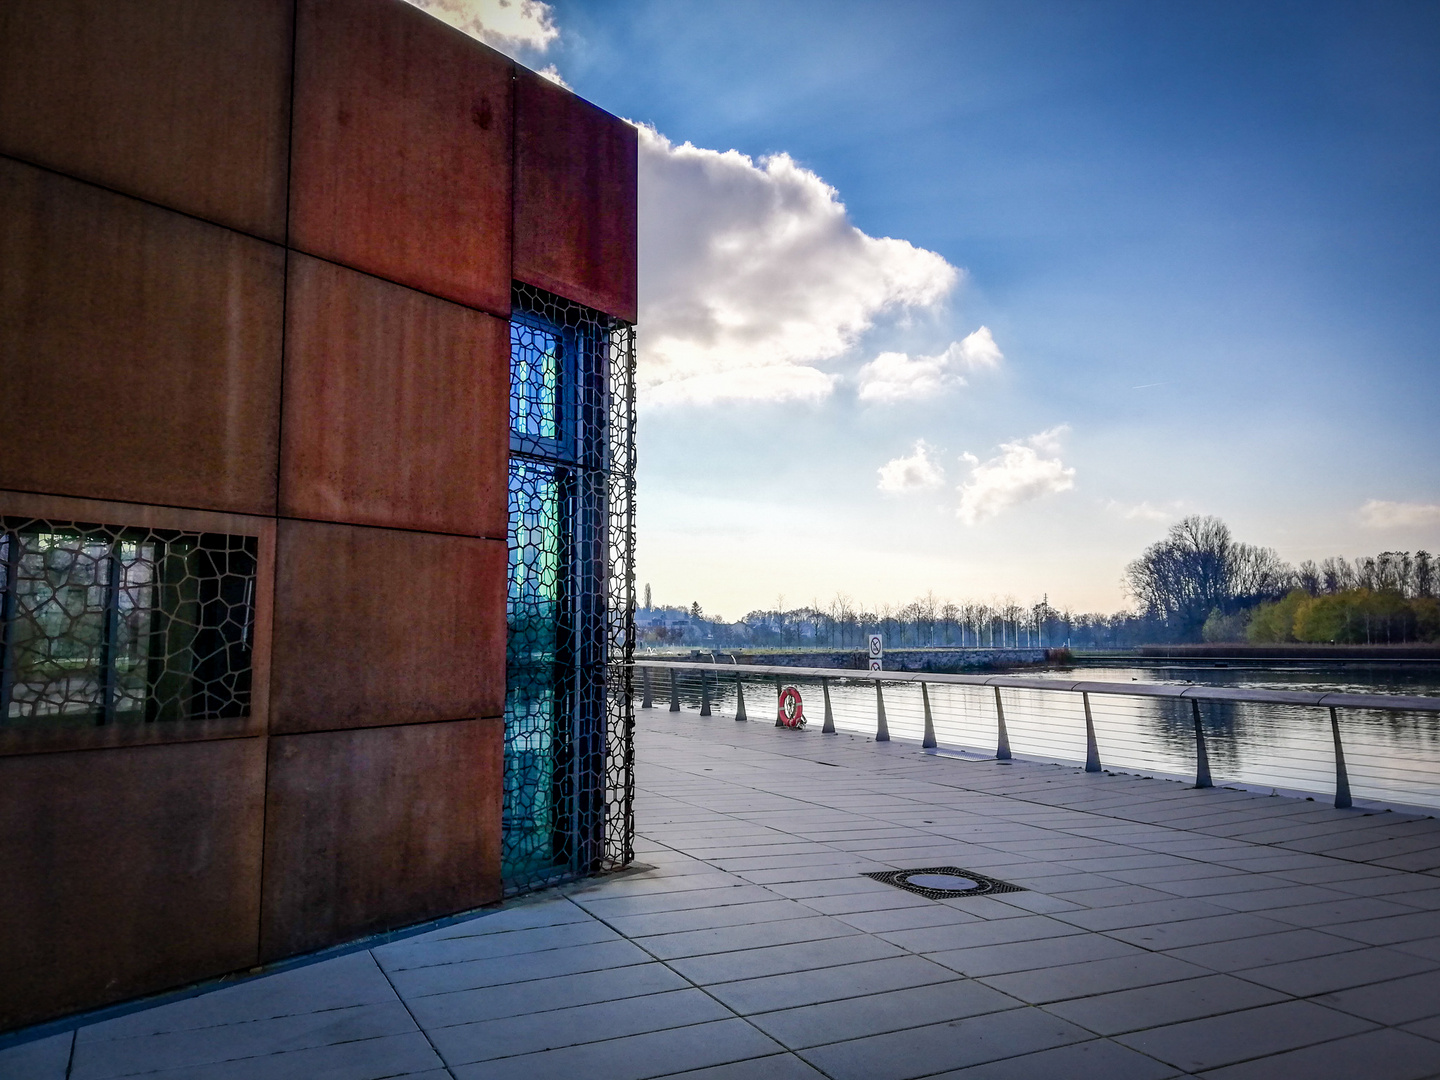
633,658 -> 1440,714
633,658 -> 1440,811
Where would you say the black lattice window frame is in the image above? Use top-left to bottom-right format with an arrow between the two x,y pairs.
0,517 -> 258,727
505,282 -> 636,896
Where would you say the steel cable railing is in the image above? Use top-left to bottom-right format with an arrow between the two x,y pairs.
634,659 -> 1440,812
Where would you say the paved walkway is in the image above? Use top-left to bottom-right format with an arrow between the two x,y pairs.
8,711 -> 1440,1079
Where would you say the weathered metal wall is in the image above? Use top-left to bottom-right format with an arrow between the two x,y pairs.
0,0 -> 636,1032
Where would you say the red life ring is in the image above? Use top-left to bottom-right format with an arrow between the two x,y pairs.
777,686 -> 806,728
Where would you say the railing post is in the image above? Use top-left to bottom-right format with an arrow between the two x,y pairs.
641,666 -> 653,709
735,674 -> 747,722
921,682 -> 937,749
875,680 -> 890,742
1330,706 -> 1352,809
993,686 -> 1012,761
822,678 -> 835,734
1191,698 -> 1212,788
669,668 -> 680,712
700,668 -> 711,716
1083,691 -> 1101,772
775,676 -> 784,727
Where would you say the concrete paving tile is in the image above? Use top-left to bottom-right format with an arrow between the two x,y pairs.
655,1053 -> 829,1078
1115,1000 -> 1375,1072
832,904 -> 982,934
0,1032 -> 71,1080
584,872 -> 755,897
605,900 -> 815,938
978,953 -> 1210,1005
797,1006 -> 1091,1080
403,961 -> 691,1029
1054,898 -> 1234,932
1196,1027 -> 1440,1080
795,889 -> 937,915
449,1017 -> 782,1080
577,885 -> 781,918
1101,863 -> 1236,885
93,1031 -> 445,1080
389,938 -> 653,998
429,987 -> 733,1066
980,890 -> 1085,915
736,864 -> 887,886
1104,913 -> 1294,950
1324,909 -> 1440,946
1040,974 -> 1289,1036
375,918 -> 621,972
1047,884 -> 1178,908
878,914 -> 1085,953
402,899 -> 589,942
1266,861 -> 1394,885
78,952 -> 397,1040
705,955 -> 962,1015
1402,1015 -> 1440,1042
1391,887 -> 1440,910
747,979 -> 1018,1050
1312,968 -> 1440,1025
1153,874 -> 1296,899
1250,896 -> 1417,929
1234,943 -> 1438,996
71,1002 -> 417,1079
1164,928 -> 1364,972
1196,884 -> 1354,912
1392,935 -> 1440,963
764,877 -> 903,900
669,933 -> 906,984
928,931 -> 1143,978
929,1037 -> 1181,1080
638,917 -> 861,961
1325,872 -> 1440,897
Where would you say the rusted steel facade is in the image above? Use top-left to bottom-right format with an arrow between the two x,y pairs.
0,0 -> 637,1031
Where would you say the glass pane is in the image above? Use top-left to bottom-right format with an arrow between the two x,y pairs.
510,316 -> 561,442
504,459 -> 566,879
0,521 -> 256,725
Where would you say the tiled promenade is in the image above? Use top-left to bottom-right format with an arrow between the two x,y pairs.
8,710 -> 1440,1079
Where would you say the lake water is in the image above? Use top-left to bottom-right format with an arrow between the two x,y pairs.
649,662 -> 1440,814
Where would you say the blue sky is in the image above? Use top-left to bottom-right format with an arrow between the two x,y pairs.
430,0 -> 1440,616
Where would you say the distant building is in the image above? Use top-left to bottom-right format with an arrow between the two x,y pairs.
0,0 -> 636,1032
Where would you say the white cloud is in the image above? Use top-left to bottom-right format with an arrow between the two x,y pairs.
956,426 -> 1076,525
534,63 -> 570,88
404,0 -> 558,54
638,126 -> 960,407
856,327 -> 1002,403
1107,499 -> 1184,523
1359,500 -> 1440,529
878,441 -> 946,493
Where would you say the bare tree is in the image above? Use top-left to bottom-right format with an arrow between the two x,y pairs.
1125,515 -> 1293,640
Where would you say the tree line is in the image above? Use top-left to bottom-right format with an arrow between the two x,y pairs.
639,515 -> 1439,650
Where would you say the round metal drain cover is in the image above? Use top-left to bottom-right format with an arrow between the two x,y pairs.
904,873 -> 978,891
864,866 -> 1024,900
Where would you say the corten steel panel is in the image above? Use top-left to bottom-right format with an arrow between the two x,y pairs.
259,717 -> 503,960
279,254 -> 508,538
289,0 -> 512,315
0,159 -> 285,515
268,520 -> 505,732
0,0 -> 293,241
513,68 -> 639,322
0,738 -> 266,1031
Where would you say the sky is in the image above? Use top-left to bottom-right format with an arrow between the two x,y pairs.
417,0 -> 1440,619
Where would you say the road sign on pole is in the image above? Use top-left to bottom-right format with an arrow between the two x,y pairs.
868,633 -> 883,670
